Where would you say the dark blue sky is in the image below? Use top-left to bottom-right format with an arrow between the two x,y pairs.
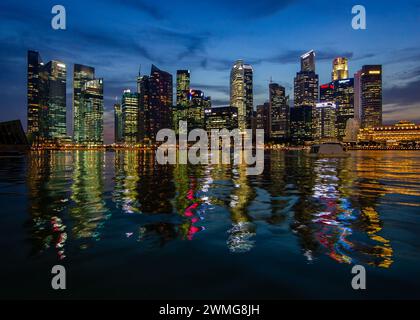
1,0 -> 419,143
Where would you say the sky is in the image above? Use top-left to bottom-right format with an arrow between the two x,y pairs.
0,0 -> 419,143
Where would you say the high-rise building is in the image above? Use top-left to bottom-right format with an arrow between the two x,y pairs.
187,89 -> 205,130
230,60 -> 253,131
205,106 -> 238,131
334,78 -> 354,140
354,70 -> 362,124
147,65 -> 173,142
27,51 -> 67,142
41,60 -> 67,140
269,83 -> 289,140
294,72 -> 319,108
122,90 -> 139,144
137,75 -> 150,143
27,50 -> 43,139
301,50 -> 316,72
256,103 -> 270,139
293,51 -> 318,141
320,82 -> 335,102
73,64 -> 95,143
314,102 -> 337,141
361,65 -> 382,128
79,79 -> 104,145
332,57 -> 349,81
114,103 -> 123,144
290,105 -> 313,143
294,51 -> 319,107
176,70 -> 190,108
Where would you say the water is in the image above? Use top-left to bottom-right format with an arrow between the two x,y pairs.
0,150 -> 419,299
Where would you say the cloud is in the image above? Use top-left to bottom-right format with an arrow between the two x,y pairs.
383,78 -> 420,105
106,0 -> 166,20
206,0 -> 299,19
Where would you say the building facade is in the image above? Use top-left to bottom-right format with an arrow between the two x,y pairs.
230,60 -> 253,131
79,79 -> 104,145
205,106 -> 238,131
122,90 -> 139,144
332,57 -> 349,81
358,121 -> 420,147
73,64 -> 95,143
176,70 -> 190,108
27,51 -> 67,143
314,102 -> 337,141
334,78 -> 354,140
269,83 -> 289,140
114,103 -> 123,144
361,65 -> 382,128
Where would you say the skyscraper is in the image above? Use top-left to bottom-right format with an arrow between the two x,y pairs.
294,51 -> 319,107
187,89 -> 205,130
354,70 -> 362,124
79,79 -> 104,145
361,65 -> 382,128
290,105 -> 313,144
176,70 -> 190,108
41,60 -> 67,140
73,64 -> 95,143
314,102 -> 337,140
114,103 -> 123,144
293,51 -> 319,141
332,57 -> 349,81
334,78 -> 354,140
137,75 -> 150,143
27,51 -> 67,142
256,102 -> 270,139
319,82 -> 335,102
122,89 -> 139,144
301,50 -> 315,72
230,60 -> 253,131
269,83 -> 289,140
27,50 -> 43,139
140,65 -> 173,143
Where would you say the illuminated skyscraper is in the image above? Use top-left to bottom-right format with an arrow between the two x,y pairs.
314,102 -> 337,140
176,70 -> 190,108
137,75 -> 150,143
320,82 -> 335,102
290,105 -> 313,143
293,51 -> 318,141
187,89 -> 205,130
334,78 -> 354,140
269,83 -> 289,140
114,103 -> 123,144
294,51 -> 319,107
73,64 -> 95,143
148,65 -> 173,141
205,106 -> 238,131
230,60 -> 253,131
27,51 -> 67,142
40,60 -> 67,141
332,57 -> 349,81
361,65 -> 382,128
256,103 -> 270,138
122,89 -> 139,144
27,50 -> 43,140
79,79 -> 104,145
301,50 -> 315,72
354,70 -> 362,124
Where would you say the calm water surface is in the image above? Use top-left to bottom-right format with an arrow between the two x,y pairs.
0,150 -> 419,299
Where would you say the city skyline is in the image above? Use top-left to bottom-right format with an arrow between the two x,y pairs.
1,0 -> 419,143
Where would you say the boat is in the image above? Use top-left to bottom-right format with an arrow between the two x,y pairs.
306,142 -> 350,158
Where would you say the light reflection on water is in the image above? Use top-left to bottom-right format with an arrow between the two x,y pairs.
1,150 -> 420,298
